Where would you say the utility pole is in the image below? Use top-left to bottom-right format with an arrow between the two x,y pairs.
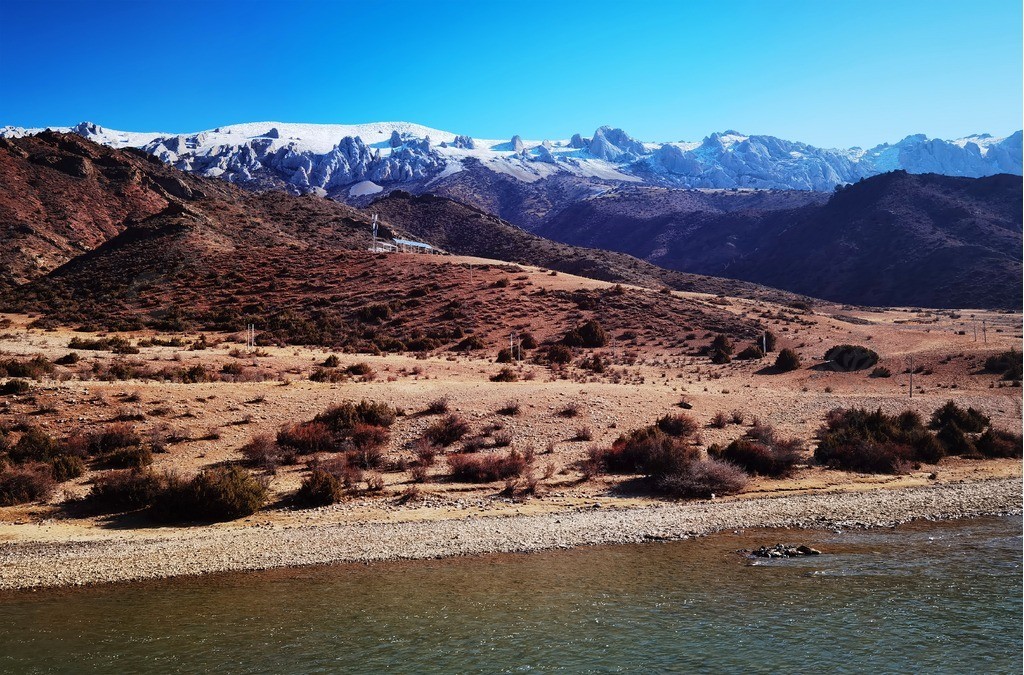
982,319 -> 988,344
371,213 -> 378,252
973,320 -> 978,342
908,355 -> 913,399
762,332 -> 767,353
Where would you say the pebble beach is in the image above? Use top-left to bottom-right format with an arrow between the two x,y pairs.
2,477 -> 1019,591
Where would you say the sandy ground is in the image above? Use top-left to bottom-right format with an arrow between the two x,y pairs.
1,263 -> 1021,589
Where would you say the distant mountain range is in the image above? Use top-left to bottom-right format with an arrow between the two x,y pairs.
2,121 -> 1020,200
0,128 -> 1019,309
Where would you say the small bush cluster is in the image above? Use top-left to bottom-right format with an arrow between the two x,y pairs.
150,466 -> 268,522
448,449 -> 529,483
710,429 -> 803,478
814,402 -> 1020,474
985,350 -> 1023,381
0,355 -> 55,379
562,320 -> 607,348
68,336 -> 139,354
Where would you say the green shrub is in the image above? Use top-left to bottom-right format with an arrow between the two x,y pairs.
712,438 -> 800,478
984,349 -> 1023,380
592,427 -> 699,476
929,401 -> 989,433
103,444 -> 153,469
546,344 -> 573,364
49,454 -> 86,482
562,320 -> 607,348
314,400 -> 397,432
9,427 -> 61,463
736,345 -> 764,360
976,428 -> 1023,458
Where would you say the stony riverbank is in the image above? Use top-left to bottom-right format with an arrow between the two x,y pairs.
1,478 -> 1020,590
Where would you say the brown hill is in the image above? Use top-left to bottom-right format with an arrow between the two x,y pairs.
0,133 -> 762,352
368,191 -> 802,303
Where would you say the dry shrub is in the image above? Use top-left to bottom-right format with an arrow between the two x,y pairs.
240,434 -> 294,471
654,459 -> 748,499
448,450 -> 529,483
412,437 -> 437,466
497,400 -> 521,416
490,367 -> 518,382
348,423 -> 389,469
710,412 -> 729,429
424,414 -> 470,447
277,421 -> 335,454
88,423 -> 142,455
712,438 -> 801,478
657,414 -> 699,437
0,463 -> 55,506
976,428 -> 1023,458
425,397 -> 450,415
88,469 -> 163,512
573,426 -> 593,442
295,469 -> 344,507
151,466 -> 268,522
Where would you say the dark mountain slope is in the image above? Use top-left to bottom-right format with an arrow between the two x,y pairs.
725,172 -> 1022,308
538,172 -> 1021,308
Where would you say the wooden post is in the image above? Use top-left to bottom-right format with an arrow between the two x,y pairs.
908,355 -> 913,398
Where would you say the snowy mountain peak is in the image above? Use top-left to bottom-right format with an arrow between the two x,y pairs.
1,120 -> 1019,195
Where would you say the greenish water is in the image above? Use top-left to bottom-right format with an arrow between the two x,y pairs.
1,516 -> 1020,674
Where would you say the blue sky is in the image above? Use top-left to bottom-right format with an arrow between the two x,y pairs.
1,0 -> 1020,147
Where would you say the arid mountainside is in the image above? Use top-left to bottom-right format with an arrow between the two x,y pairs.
0,133 -> 763,352
368,191 -> 801,302
538,172 -> 1023,308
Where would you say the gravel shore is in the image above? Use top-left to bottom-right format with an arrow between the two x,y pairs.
2,478 -> 1020,590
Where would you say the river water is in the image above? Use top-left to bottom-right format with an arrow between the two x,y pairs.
1,516 -> 1020,673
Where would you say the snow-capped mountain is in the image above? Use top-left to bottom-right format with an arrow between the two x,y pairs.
2,121 -> 1020,197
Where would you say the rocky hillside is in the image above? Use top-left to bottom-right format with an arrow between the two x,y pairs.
0,133 -> 766,351
539,172 -> 1022,309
